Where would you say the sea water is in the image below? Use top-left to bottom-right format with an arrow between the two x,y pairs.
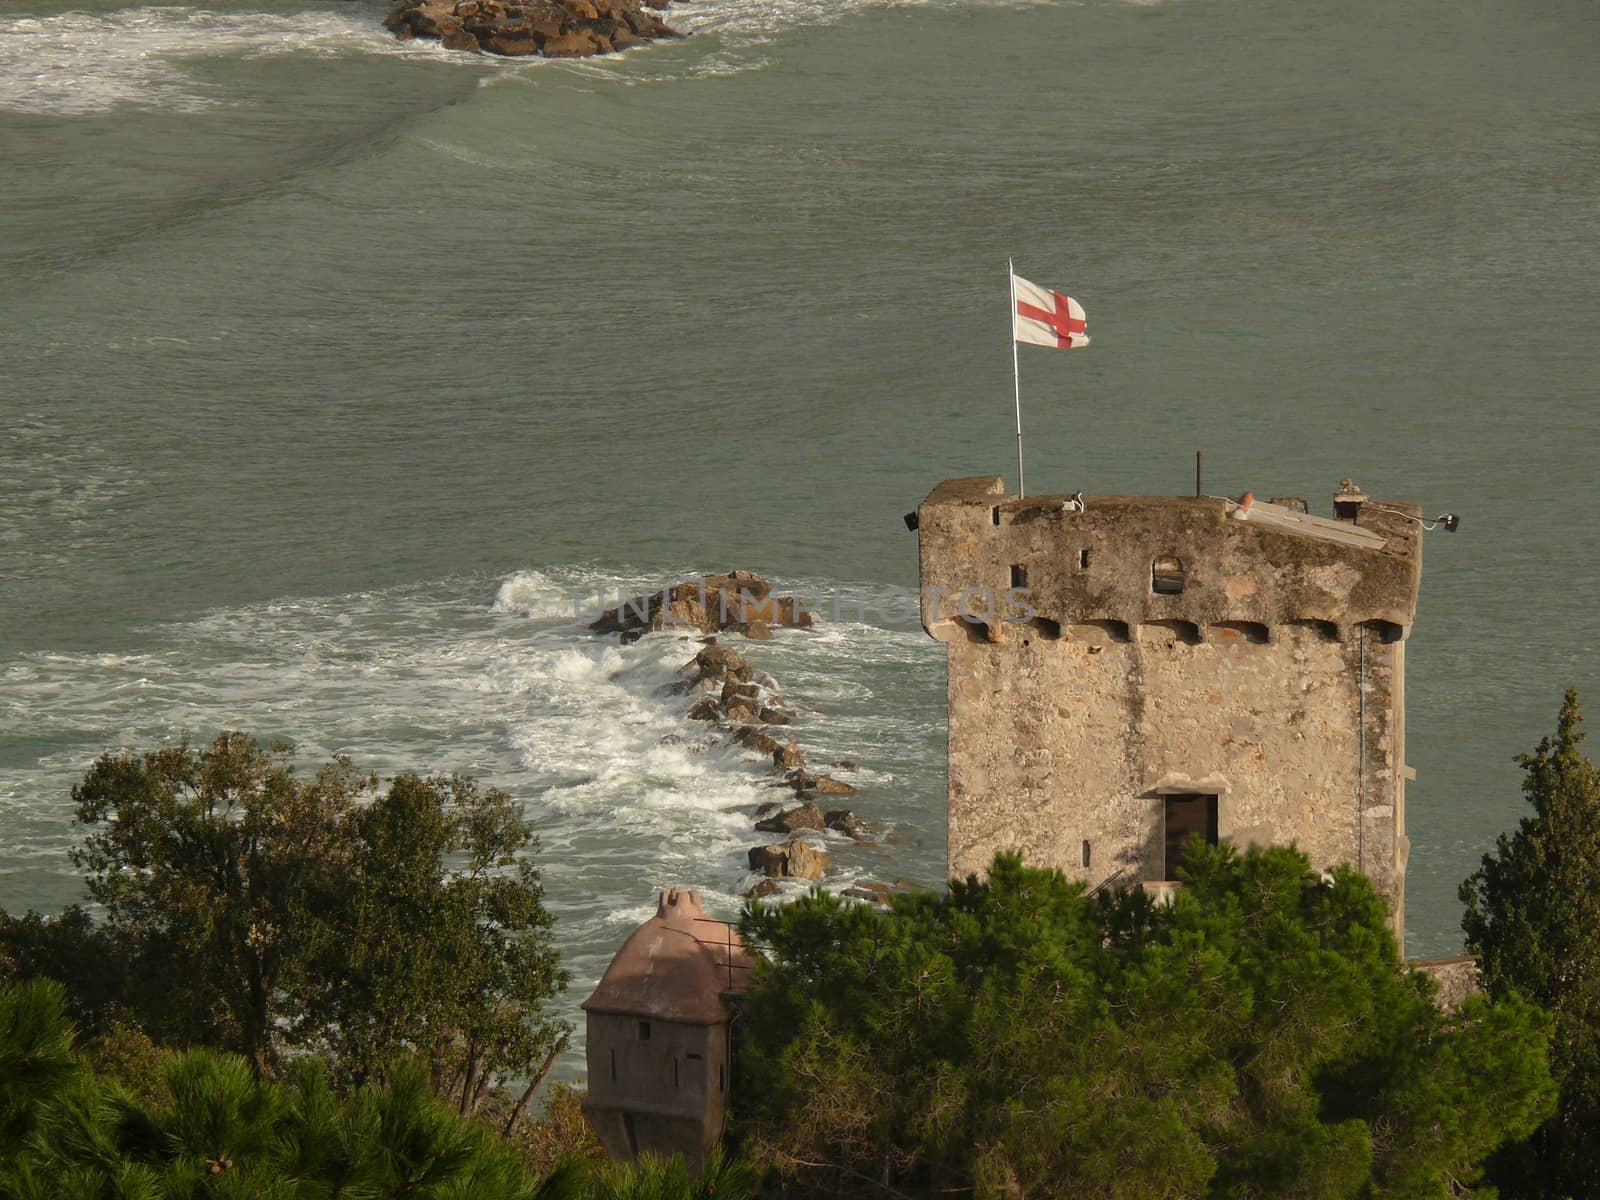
2,0 -> 1598,1077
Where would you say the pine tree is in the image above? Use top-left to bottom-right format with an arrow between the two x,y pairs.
1462,688 -> 1600,1197
0,979 -> 82,1157
737,846 -> 1553,1200
0,982 -> 545,1199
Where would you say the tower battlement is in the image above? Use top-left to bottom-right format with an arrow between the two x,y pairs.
918,475 -> 1421,944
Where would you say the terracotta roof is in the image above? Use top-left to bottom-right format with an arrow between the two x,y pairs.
581,889 -> 757,1024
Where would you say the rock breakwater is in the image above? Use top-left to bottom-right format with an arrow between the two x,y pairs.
384,0 -> 680,57
671,635 -> 894,897
588,571 -> 902,902
591,570 -> 813,643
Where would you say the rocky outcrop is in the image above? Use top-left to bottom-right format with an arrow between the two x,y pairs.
591,571 -> 814,642
754,802 -> 825,835
748,838 -> 830,881
384,0 -> 680,57
779,769 -> 858,797
672,643 -> 798,727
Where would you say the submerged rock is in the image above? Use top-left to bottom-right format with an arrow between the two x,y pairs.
811,774 -> 858,797
841,882 -> 893,905
824,809 -> 867,838
384,0 -> 682,57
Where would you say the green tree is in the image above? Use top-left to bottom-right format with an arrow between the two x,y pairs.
0,979 -> 83,1158
0,907 -> 128,1039
305,772 -> 572,1117
0,977 -> 543,1199
0,981 -> 756,1200
582,1147 -> 755,1200
2,732 -> 568,1115
1461,688 -> 1600,1198
737,846 -> 1554,1200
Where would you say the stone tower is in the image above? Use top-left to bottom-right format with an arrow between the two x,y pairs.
916,476 -> 1421,944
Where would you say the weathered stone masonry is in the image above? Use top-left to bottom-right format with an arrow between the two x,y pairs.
917,476 -> 1422,946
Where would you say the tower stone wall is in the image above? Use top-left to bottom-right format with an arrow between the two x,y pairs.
917,476 -> 1422,944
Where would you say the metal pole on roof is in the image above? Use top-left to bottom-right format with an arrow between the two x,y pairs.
1010,259 -> 1025,499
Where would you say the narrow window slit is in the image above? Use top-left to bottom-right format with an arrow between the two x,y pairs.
1152,556 -> 1185,595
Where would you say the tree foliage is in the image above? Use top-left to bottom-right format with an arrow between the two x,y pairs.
1,732 -> 569,1115
1461,688 -> 1600,1198
0,977 -> 756,1200
0,906 -> 128,1039
736,845 -> 1554,1200
0,975 -> 541,1199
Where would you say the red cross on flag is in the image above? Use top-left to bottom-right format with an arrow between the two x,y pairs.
1012,272 -> 1090,349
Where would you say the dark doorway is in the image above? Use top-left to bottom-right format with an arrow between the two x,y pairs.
1163,794 -> 1218,880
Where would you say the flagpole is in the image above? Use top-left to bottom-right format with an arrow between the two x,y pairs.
1009,258 -> 1024,498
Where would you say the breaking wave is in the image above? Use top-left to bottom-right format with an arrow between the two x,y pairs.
0,6 -> 470,116
0,563 -> 945,1072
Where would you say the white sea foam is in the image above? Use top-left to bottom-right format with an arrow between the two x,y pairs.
0,563 -> 945,1072
0,6 -> 463,116
668,0 -> 936,40
0,0 -> 1059,116
490,569 -> 586,620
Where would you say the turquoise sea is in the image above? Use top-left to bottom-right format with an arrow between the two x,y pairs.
3,0 -> 1598,1075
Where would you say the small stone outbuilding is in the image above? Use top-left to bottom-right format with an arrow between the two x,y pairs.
581,889 -> 755,1164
